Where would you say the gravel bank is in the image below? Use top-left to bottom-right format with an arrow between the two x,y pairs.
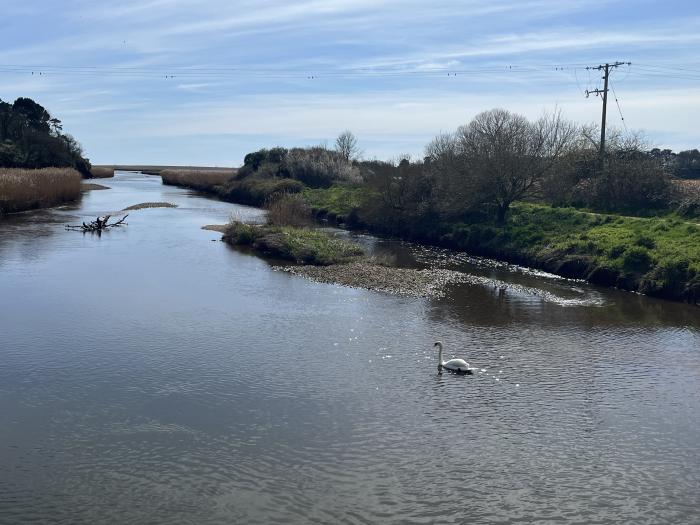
273,261 -> 469,298
274,261 -> 605,305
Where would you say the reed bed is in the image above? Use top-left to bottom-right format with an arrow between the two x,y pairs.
90,166 -> 115,178
160,169 -> 234,191
0,168 -> 82,214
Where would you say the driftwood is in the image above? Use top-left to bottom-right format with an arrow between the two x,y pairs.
65,214 -> 128,233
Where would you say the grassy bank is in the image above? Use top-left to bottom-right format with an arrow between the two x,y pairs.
304,187 -> 700,303
303,185 -> 365,223
160,169 -> 235,192
0,168 -> 82,214
223,221 -> 364,265
158,167 -> 304,207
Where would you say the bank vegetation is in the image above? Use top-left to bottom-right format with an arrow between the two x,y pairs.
170,109 -> 699,302
0,167 -> 82,214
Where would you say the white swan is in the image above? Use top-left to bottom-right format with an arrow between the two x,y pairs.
435,341 -> 472,375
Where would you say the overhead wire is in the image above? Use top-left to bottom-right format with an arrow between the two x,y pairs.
609,80 -> 628,132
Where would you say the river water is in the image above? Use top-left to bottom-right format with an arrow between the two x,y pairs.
1,172 -> 698,524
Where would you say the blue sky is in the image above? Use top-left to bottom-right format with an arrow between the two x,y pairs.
1,0 -> 699,166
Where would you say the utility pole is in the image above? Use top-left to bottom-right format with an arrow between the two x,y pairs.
586,61 -> 630,171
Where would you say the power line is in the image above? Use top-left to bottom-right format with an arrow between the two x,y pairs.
609,80 -> 628,132
585,61 -> 631,170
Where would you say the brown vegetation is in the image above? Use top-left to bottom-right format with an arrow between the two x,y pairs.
265,194 -> 311,227
0,167 -> 82,214
90,166 -> 115,178
160,169 -> 234,191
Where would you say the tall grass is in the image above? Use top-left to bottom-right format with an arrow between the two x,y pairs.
0,168 -> 82,214
265,194 -> 311,227
90,166 -> 115,178
160,169 -> 234,192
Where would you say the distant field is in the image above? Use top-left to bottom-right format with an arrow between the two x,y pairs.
96,165 -> 238,176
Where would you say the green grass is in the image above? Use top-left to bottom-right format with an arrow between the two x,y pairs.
223,221 -> 364,265
446,203 -> 700,301
302,185 -> 366,221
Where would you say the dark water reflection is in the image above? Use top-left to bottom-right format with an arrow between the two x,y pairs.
1,172 -> 698,524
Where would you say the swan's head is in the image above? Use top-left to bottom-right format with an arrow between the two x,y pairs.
434,341 -> 443,349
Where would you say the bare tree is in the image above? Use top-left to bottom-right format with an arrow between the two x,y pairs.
335,130 -> 360,161
455,108 -> 578,222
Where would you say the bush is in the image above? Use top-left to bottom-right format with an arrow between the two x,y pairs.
223,221 -> 260,245
281,147 -> 361,187
623,246 -> 653,273
635,236 -> 656,249
265,194 -> 311,227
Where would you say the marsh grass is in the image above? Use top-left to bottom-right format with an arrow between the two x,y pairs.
90,166 -> 115,178
160,169 -> 234,191
265,193 -> 311,227
219,177 -> 304,206
0,168 -> 81,214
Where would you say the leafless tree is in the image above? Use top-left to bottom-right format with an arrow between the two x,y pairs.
335,130 -> 361,161
454,108 -> 578,222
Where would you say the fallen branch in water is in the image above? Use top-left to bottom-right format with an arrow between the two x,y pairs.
65,214 -> 128,232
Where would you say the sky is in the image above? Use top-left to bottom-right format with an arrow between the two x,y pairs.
1,0 -> 699,166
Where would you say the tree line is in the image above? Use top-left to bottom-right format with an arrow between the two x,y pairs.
0,97 -> 91,177
235,109 -> 698,231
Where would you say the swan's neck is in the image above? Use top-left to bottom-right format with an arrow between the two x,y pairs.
437,343 -> 443,370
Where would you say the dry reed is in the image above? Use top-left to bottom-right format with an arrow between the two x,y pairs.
90,166 -> 115,178
265,193 -> 311,227
160,169 -> 233,189
0,168 -> 82,214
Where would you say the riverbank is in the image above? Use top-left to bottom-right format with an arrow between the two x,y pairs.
306,186 -> 699,303
0,168 -> 82,214
160,169 -> 699,303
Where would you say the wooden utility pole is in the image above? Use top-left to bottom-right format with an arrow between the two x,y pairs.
586,61 -> 630,170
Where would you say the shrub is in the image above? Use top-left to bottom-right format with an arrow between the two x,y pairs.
265,194 -> 311,227
635,236 -> 656,249
223,221 -> 260,245
281,147 -> 361,187
622,246 -> 653,273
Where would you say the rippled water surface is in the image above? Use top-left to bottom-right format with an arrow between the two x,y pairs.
1,172 -> 699,524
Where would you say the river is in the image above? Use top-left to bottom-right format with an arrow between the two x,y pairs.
1,171 -> 698,524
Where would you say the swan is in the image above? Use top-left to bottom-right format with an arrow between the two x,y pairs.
435,341 -> 472,375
